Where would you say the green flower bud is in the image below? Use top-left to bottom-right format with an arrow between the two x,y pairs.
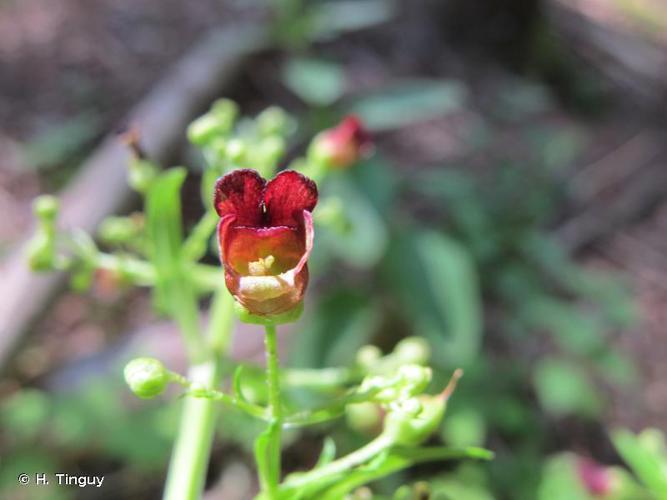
381,369 -> 462,446
394,337 -> 430,365
256,106 -> 292,137
211,99 -> 239,130
346,402 -> 383,434
255,136 -> 286,174
124,358 -> 170,399
188,115 -> 222,146
98,215 -> 143,245
33,195 -> 59,222
27,233 -> 56,271
396,365 -> 432,399
356,345 -> 382,369
127,158 -> 157,193
225,138 -> 247,165
382,395 -> 444,446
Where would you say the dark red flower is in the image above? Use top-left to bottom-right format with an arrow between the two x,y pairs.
314,115 -> 372,169
577,458 -> 611,496
214,169 -> 318,316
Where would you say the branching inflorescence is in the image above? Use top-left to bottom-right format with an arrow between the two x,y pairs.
28,99 -> 492,499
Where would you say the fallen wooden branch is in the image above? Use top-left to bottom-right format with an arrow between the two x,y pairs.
548,0 -> 667,110
0,25 -> 269,370
556,148 -> 667,252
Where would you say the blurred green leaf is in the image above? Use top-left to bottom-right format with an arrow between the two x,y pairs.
538,453 -> 590,500
429,463 -> 495,500
282,58 -> 345,106
145,168 -> 196,317
1,390 -> 50,441
523,298 -> 605,356
348,158 -> 399,217
291,289 -> 381,368
612,428 -> 667,498
0,451 -> 67,500
348,79 -> 467,131
384,230 -> 482,365
255,421 -> 281,492
315,437 -> 337,469
317,174 -> 389,269
312,0 -> 395,37
442,408 -> 487,448
533,358 -> 602,417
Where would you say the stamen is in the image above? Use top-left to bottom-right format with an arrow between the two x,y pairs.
248,255 -> 275,276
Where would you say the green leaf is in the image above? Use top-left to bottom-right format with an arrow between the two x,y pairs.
533,358 -> 602,417
612,428 -> 667,498
319,447 -> 493,500
315,437 -> 337,469
254,421 -> 282,493
145,168 -> 189,313
233,366 -> 248,403
348,79 -> 467,131
282,58 -> 345,106
383,230 -> 482,366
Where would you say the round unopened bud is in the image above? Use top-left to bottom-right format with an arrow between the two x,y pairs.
124,358 -> 170,399
225,138 -> 247,164
394,337 -> 430,365
345,402 -> 383,435
33,195 -> 59,222
397,365 -> 432,398
256,106 -> 292,137
356,345 -> 382,369
211,99 -> 239,130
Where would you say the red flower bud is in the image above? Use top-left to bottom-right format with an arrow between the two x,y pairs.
214,169 -> 318,316
577,458 -> 611,496
312,115 -> 372,169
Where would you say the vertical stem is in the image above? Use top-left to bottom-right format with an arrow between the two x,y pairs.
163,289 -> 234,500
261,323 -> 283,498
265,325 -> 282,421
163,361 -> 219,500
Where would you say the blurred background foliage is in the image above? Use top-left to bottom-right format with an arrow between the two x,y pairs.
1,0 -> 666,498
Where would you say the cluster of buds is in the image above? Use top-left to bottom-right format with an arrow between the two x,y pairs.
346,338 -> 460,447
188,100 -> 293,178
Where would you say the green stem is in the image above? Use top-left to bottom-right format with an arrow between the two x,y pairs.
163,289 -> 234,500
259,324 -> 283,498
280,434 -> 393,492
265,325 -> 282,420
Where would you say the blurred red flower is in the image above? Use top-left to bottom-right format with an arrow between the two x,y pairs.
577,458 -> 611,496
316,115 -> 372,169
214,169 -> 318,316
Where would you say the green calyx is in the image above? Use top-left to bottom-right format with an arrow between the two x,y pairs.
381,369 -> 463,446
382,394 -> 446,446
233,300 -> 304,326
